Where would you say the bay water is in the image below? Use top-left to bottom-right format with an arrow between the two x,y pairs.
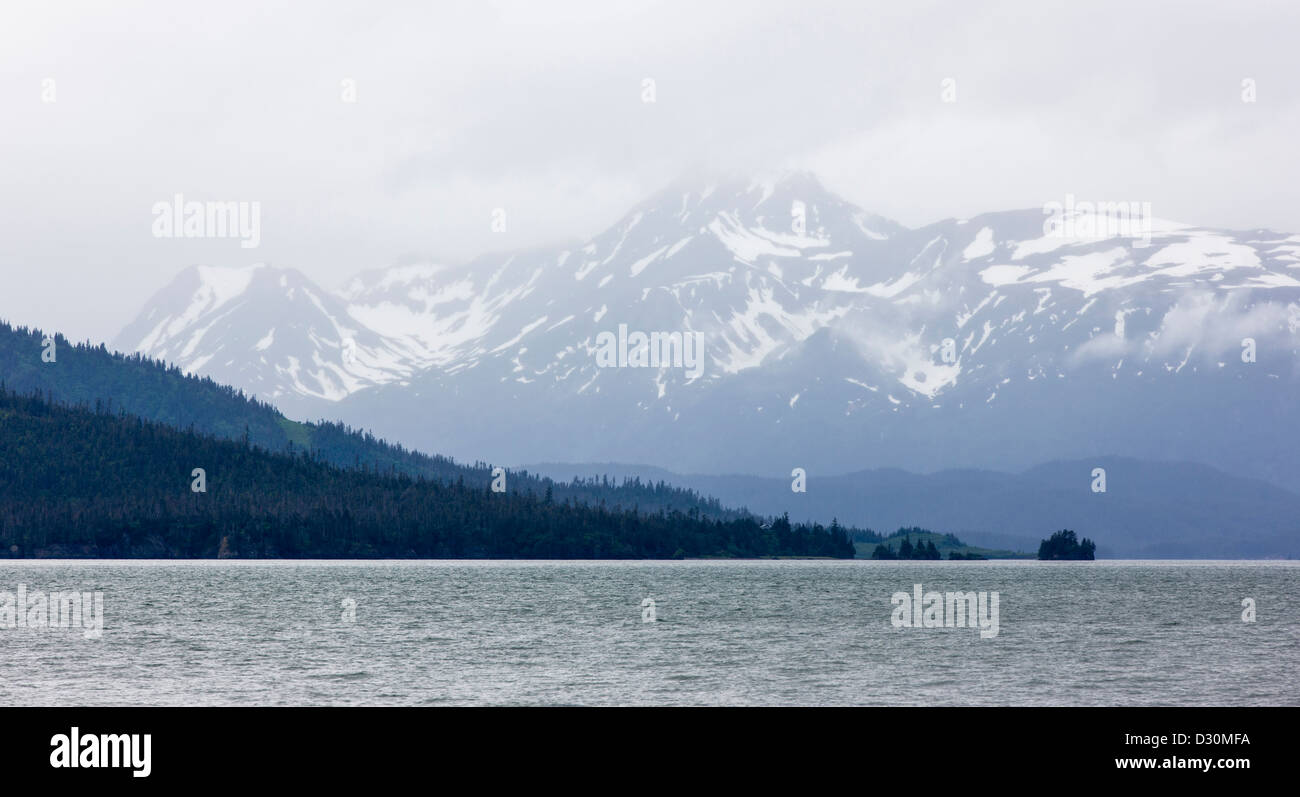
1,559 -> 1295,706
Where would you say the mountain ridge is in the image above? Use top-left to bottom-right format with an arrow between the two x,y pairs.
110,173 -> 1300,491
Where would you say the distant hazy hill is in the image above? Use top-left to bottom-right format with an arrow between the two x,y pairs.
523,459 -> 1300,558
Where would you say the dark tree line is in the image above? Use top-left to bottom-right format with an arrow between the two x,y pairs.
0,390 -> 856,559
871,536 -> 941,560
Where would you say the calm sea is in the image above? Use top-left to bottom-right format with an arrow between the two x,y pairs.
1,560 -> 1296,706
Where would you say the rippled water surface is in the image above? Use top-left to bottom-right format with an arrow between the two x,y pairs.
1,560 -> 1296,706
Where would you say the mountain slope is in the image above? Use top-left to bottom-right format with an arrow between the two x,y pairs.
0,320 -> 746,521
112,264 -> 426,409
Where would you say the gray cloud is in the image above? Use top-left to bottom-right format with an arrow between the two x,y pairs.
2,0 -> 1298,341
1072,291 -> 1300,366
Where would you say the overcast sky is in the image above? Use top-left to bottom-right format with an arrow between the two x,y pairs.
3,0 -> 1298,342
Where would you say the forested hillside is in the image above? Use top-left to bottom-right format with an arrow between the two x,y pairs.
0,389 -> 854,558
0,320 -> 739,520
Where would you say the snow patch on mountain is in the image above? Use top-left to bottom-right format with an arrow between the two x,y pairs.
962,227 -> 996,259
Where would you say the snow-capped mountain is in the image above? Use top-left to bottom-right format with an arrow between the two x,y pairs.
113,263 -> 426,406
114,173 -> 1300,490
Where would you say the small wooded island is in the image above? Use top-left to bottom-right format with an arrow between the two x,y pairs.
1037,529 -> 1097,560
